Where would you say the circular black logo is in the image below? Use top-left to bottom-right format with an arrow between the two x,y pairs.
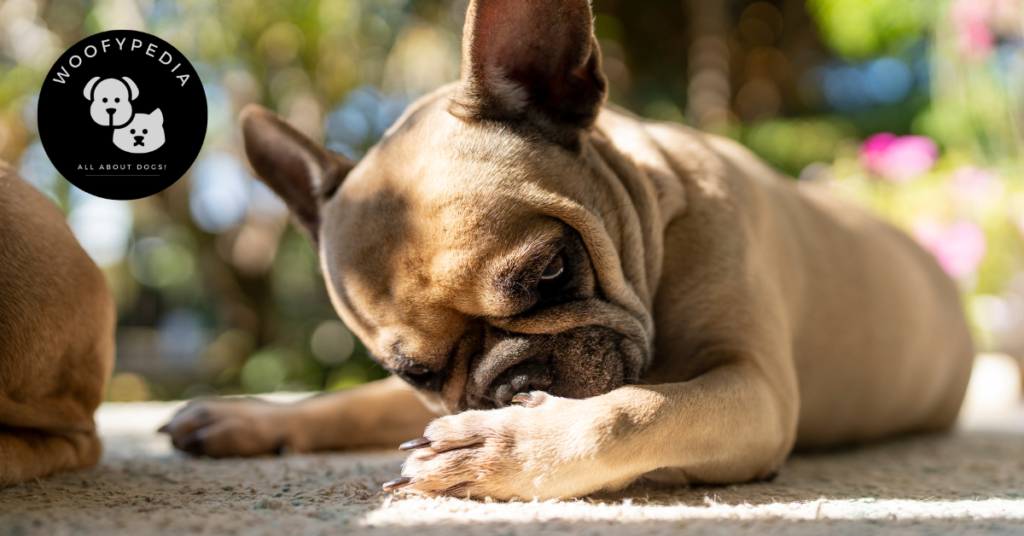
38,30 -> 207,200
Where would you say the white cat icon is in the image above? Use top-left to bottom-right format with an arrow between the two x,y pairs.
113,109 -> 166,154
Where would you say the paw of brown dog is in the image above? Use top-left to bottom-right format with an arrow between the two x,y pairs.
161,398 -> 292,457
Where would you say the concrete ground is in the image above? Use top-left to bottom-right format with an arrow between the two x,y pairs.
2,354 -> 1024,535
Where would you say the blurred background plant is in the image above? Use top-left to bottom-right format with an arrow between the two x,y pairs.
1,0 -> 1022,401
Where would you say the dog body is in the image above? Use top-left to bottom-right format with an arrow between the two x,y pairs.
164,0 -> 972,499
0,165 -> 116,486
113,108 -> 165,153
84,76 -> 138,127
607,111 -> 972,448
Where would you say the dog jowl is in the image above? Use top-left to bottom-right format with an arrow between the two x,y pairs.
163,0 -> 973,501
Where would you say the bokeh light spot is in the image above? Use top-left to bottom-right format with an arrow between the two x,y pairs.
189,152 -> 252,233
68,192 -> 133,267
311,320 -> 356,366
105,372 -> 151,402
863,57 -> 913,103
241,350 -> 288,393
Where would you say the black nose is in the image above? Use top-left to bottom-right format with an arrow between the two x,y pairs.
392,365 -> 445,392
106,108 -> 115,114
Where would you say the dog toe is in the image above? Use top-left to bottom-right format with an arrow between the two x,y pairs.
161,404 -> 212,440
161,398 -> 287,457
174,430 -> 207,456
421,412 -> 494,452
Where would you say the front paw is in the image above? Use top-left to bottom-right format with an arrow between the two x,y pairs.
159,397 -> 291,457
390,392 -> 596,500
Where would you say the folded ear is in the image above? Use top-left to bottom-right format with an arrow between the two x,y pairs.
122,77 -> 139,100
240,105 -> 356,241
450,0 -> 607,148
84,77 -> 100,99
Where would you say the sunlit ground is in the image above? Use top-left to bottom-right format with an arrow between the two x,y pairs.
0,355 -> 1019,535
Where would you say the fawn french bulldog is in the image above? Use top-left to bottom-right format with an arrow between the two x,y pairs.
0,163 -> 116,486
163,0 -> 974,499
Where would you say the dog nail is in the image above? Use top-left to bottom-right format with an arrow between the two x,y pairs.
399,437 -> 431,451
511,393 -> 533,405
383,477 -> 413,491
157,424 -> 169,434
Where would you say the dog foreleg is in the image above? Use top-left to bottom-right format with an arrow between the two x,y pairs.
397,360 -> 796,500
162,375 -> 437,457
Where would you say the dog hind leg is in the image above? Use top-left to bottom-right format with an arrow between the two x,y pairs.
0,427 -> 102,486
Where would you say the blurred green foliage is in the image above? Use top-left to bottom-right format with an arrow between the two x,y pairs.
807,0 -> 933,59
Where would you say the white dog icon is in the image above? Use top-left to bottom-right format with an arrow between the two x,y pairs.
84,77 -> 138,127
112,109 -> 165,154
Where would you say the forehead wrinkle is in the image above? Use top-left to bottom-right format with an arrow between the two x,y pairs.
478,224 -> 564,316
327,85 -> 574,326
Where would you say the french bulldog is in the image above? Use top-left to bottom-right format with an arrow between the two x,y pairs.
0,163 -> 116,486
162,0 -> 974,500
84,76 -> 138,128
113,109 -> 166,154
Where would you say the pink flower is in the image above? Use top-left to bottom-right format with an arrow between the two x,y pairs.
860,133 -> 897,174
959,21 -> 995,59
950,166 -> 1000,201
860,133 -> 939,182
951,0 -> 995,60
913,220 -> 987,279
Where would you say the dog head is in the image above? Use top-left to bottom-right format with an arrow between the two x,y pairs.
112,109 -> 165,154
241,0 -> 656,413
84,76 -> 138,127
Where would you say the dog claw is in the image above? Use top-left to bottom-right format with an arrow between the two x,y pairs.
383,476 -> 413,491
511,393 -> 533,405
399,437 -> 432,451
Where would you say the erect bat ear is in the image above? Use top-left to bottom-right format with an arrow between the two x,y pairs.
450,0 -> 607,149
239,104 -> 356,242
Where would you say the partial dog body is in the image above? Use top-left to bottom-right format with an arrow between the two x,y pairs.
164,0 -> 973,500
0,165 -> 116,486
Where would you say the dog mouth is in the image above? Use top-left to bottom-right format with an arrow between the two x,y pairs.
106,108 -> 115,125
466,337 -> 553,408
462,325 -> 636,410
133,136 -> 145,146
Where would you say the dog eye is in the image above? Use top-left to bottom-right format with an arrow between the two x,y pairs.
115,98 -> 120,103
143,129 -> 148,134
102,98 -> 108,103
540,254 -> 565,281
130,129 -> 135,134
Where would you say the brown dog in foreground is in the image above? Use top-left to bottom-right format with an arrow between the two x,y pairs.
0,164 -> 116,486
164,0 -> 974,499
